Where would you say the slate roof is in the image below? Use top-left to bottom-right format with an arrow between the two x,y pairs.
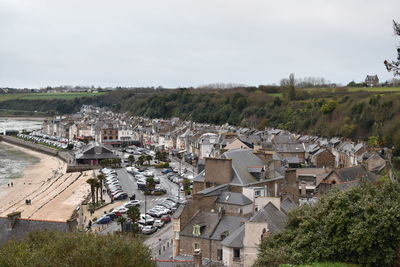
220,224 -> 245,248
218,192 -> 252,206
249,202 -> 287,234
280,197 -> 297,214
0,217 -> 69,245
193,170 -> 205,182
210,216 -> 245,241
283,157 -> 301,164
222,149 -> 266,186
180,211 -> 220,239
196,184 -> 229,196
272,134 -> 297,144
275,143 -> 305,153
172,204 -> 185,219
76,144 -> 118,160
334,165 -> 377,182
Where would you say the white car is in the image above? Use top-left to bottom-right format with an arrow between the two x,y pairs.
124,200 -> 140,208
153,219 -> 164,228
143,170 -> 154,177
113,206 -> 128,213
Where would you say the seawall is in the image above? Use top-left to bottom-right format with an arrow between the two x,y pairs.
0,135 -> 73,163
0,136 -> 101,173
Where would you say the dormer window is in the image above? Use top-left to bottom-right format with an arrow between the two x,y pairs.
193,224 -> 201,236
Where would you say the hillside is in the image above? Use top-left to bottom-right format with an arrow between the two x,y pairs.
2,86 -> 400,152
117,86 -> 400,151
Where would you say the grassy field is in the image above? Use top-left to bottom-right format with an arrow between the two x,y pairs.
0,92 -> 105,102
268,93 -> 284,98
304,87 -> 400,93
280,263 -> 359,267
347,86 -> 400,92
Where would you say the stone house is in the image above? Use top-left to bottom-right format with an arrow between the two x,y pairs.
310,148 -> 335,168
100,123 -> 119,144
221,201 -> 288,267
316,165 -> 377,195
365,75 -> 379,87
223,138 -> 254,152
192,149 -> 284,197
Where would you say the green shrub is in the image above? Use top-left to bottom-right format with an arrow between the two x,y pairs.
0,231 -> 154,267
256,181 -> 400,267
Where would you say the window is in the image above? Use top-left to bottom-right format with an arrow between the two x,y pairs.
217,249 -> 223,260
194,243 -> 200,250
255,207 -> 258,212
238,208 -> 242,214
233,248 -> 240,259
255,190 -> 261,197
193,225 -> 201,236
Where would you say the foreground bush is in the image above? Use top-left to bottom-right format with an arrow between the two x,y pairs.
0,231 -> 155,267
256,181 -> 400,267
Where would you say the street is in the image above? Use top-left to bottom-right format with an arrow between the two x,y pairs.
97,165 -> 180,259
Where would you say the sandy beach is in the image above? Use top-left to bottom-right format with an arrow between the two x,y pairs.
0,142 -> 91,221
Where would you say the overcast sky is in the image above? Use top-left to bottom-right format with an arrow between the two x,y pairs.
0,0 -> 399,88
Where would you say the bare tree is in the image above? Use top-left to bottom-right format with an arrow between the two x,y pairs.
384,20 -> 400,76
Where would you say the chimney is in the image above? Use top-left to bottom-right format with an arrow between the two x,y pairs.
7,211 -> 21,230
193,249 -> 203,267
301,182 -> 307,196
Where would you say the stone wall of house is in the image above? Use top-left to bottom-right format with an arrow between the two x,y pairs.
217,203 -> 253,217
281,169 -> 299,203
253,151 -> 273,163
180,236 -> 212,259
204,158 -> 232,185
315,150 -> 335,168
192,181 -> 205,194
278,152 -> 305,161
243,221 -> 268,267
180,235 -> 224,262
179,196 -> 218,229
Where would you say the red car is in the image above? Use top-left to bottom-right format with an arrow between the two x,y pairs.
160,214 -> 171,223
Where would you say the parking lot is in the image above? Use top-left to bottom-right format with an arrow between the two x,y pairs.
93,164 -> 183,235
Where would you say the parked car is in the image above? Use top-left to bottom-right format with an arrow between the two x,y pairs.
153,176 -> 160,184
114,192 -> 128,200
153,186 -> 167,194
105,213 -> 117,220
113,206 -> 128,213
161,169 -> 173,174
142,225 -> 157,235
96,215 -> 111,224
138,214 -> 154,225
160,214 -> 171,223
124,200 -> 140,208
143,170 -> 154,177
153,219 -> 164,228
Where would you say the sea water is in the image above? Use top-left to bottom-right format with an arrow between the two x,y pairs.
0,117 -> 43,134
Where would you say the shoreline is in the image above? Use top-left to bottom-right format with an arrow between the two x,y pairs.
0,142 -> 91,221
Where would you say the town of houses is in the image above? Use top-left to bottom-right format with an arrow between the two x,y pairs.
41,105 -> 388,266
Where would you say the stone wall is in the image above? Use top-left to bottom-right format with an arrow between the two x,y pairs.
179,196 -> 218,229
0,136 -> 76,164
1,136 -> 58,156
66,165 -> 101,173
204,158 -> 232,185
